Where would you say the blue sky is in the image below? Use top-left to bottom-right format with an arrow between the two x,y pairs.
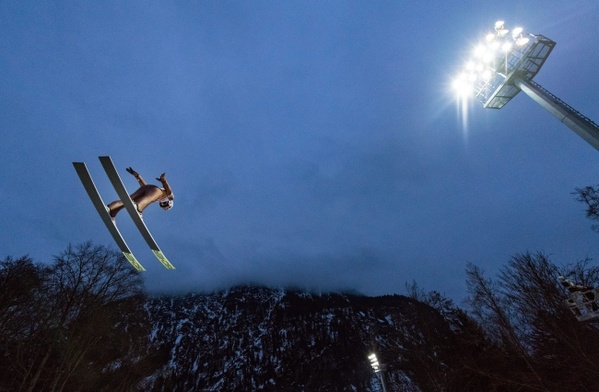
2,1 -> 599,301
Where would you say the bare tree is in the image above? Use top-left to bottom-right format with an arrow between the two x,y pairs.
466,260 -> 549,391
465,253 -> 599,391
0,256 -> 49,391
574,185 -> 599,228
1,242 -> 150,392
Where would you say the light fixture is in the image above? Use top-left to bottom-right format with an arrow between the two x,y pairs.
368,353 -> 380,372
516,36 -> 530,46
511,27 -> 523,38
452,20 -> 599,151
495,20 -> 509,37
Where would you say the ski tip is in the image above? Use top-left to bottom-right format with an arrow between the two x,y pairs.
123,252 -> 146,272
152,250 -> 175,270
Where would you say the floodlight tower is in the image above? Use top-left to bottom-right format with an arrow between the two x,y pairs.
368,353 -> 388,392
453,21 -> 599,151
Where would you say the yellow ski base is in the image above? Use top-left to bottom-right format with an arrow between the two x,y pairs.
124,252 -> 146,272
152,250 -> 175,269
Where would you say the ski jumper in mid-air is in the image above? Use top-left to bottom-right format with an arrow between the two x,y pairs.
107,167 -> 174,219
74,157 -> 175,270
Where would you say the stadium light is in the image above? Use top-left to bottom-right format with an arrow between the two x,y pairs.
453,20 -> 599,151
368,353 -> 388,392
368,353 -> 381,372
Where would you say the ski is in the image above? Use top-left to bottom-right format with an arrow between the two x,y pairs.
73,162 -> 146,271
99,156 -> 175,270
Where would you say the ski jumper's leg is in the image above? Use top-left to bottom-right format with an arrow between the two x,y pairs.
108,186 -> 145,217
107,199 -> 125,218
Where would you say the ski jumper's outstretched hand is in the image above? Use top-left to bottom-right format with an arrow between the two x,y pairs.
127,167 -> 147,186
156,173 -> 174,199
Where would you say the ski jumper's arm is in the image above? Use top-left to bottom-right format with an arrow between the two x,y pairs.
157,173 -> 174,199
126,167 -> 147,186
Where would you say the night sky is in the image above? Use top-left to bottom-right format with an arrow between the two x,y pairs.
2,1 -> 599,301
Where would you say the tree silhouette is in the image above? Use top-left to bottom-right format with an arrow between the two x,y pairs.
0,242 -> 151,392
465,253 -> 599,391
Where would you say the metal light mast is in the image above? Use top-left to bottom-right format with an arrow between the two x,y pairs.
453,21 -> 599,151
368,353 -> 388,392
